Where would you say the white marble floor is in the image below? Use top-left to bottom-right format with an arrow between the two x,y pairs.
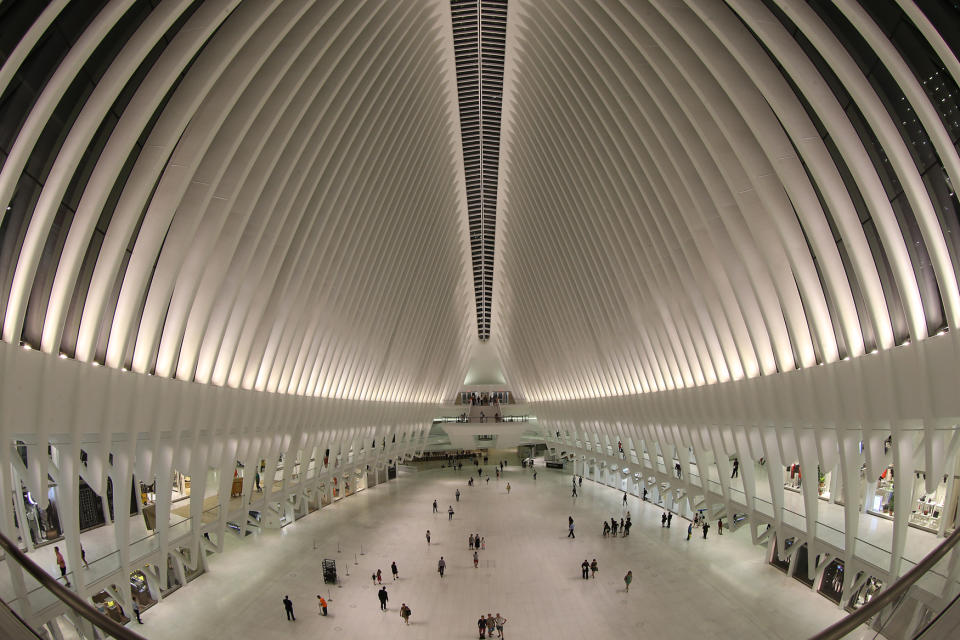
127,461 -> 846,640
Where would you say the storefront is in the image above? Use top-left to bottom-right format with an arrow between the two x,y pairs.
92,591 -> 129,625
19,487 -> 62,545
908,472 -> 958,533
818,559 -> 844,604
846,574 -> 884,612
866,464 -> 959,534
793,545 -> 816,587
784,463 -> 802,491
769,535 -> 794,573
130,569 -> 156,610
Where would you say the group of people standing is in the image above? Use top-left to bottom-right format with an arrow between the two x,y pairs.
603,514 -> 631,536
478,612 -> 507,638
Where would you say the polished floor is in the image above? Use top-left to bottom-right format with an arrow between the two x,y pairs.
120,459 -> 847,640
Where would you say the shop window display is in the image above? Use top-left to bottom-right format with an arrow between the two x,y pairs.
769,535 -> 794,573
847,575 -> 884,612
784,463 -> 802,491
818,559 -> 844,604
908,472 -> 956,533
867,465 -> 959,533
868,465 -> 896,517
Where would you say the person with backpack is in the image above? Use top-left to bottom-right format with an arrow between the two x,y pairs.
400,603 -> 411,625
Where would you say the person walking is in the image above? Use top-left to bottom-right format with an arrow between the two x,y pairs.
54,547 -> 70,587
474,550 -> 479,568
486,613 -> 496,637
391,561 -> 399,580
426,529 -> 431,545
480,536 -> 485,550
456,489 -> 461,502
378,586 -> 389,610
80,546 -> 89,569
479,614 -> 488,638
533,470 -> 537,480
132,600 -> 142,624
400,603 -> 411,625
572,484 -> 578,498
506,482 -> 511,494
622,491 -> 628,506
702,522 -> 710,539
568,516 -> 575,538
624,570 -> 633,592
590,558 -> 598,578
449,505 -> 455,520
495,613 -> 507,638
718,519 -> 723,535
661,512 -> 667,527
377,569 -> 383,584
579,476 -> 583,486
624,514 -> 632,536
731,458 -> 739,478
667,513 -> 672,528
433,499 -> 438,513
438,556 -> 446,578
581,559 -> 590,579
283,595 -> 295,621
317,595 -> 328,615
687,522 -> 693,541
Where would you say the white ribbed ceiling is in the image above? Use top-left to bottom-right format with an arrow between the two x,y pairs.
0,0 -> 474,403
1,0 -> 960,407
494,0 -> 960,402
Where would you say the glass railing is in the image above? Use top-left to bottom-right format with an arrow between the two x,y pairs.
0,531 -> 145,639
810,528 -> 960,639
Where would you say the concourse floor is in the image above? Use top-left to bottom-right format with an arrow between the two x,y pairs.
131,463 -> 845,640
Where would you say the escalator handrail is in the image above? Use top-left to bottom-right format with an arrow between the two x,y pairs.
809,527 -> 960,640
0,531 -> 146,640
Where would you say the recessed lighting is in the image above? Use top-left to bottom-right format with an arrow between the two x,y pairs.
92,362 -> 101,367
58,353 -> 67,359
21,344 -> 31,350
